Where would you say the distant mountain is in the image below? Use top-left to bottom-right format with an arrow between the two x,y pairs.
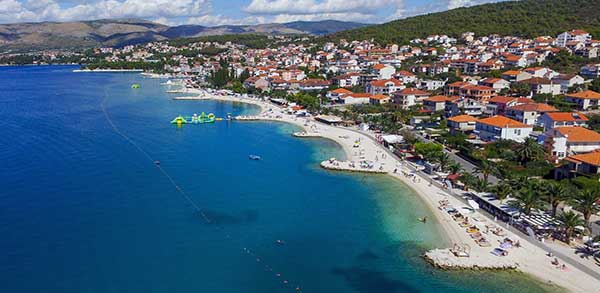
329,0 -> 600,44
0,19 -> 368,52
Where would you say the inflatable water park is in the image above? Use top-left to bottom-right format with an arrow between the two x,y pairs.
171,112 -> 223,125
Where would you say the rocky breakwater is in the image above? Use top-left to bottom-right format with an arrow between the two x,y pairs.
424,248 -> 518,270
320,158 -> 387,174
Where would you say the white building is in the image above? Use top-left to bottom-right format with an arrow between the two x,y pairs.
475,115 -> 533,142
545,126 -> 600,160
391,88 -> 430,109
556,30 -> 592,47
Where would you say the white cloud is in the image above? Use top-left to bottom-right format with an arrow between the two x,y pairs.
0,0 -> 211,23
245,0 -> 403,15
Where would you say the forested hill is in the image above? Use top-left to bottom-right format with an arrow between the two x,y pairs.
329,0 -> 600,44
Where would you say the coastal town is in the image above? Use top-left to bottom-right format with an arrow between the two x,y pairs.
4,26 -> 600,291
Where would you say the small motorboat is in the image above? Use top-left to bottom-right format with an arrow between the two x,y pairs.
275,239 -> 285,245
249,155 -> 261,160
154,160 -> 161,165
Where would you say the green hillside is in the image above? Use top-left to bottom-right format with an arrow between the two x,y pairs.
329,0 -> 600,44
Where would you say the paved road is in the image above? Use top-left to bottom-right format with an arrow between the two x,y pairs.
343,126 -> 600,281
412,131 -> 499,184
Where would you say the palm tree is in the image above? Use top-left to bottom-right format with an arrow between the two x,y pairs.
515,137 -> 545,165
544,181 -> 571,217
474,160 -> 496,183
447,162 -> 463,175
459,172 -> 478,191
473,177 -> 490,192
573,188 -> 600,228
436,152 -> 452,172
493,180 -> 513,203
558,211 -> 585,244
513,183 -> 544,215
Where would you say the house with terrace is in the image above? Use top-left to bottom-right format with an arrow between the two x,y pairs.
564,90 -> 600,110
540,112 -> 589,131
366,78 -> 405,95
545,126 -> 600,161
505,103 -> 558,126
556,151 -> 600,179
448,114 -> 478,133
391,88 -> 430,109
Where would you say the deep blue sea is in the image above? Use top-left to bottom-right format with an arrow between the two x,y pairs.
0,65 -> 557,292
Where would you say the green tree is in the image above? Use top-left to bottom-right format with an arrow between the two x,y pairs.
544,181 -> 571,217
436,152 -> 452,172
474,160 -> 496,183
513,181 -> 544,215
515,137 -> 545,165
447,162 -> 463,175
399,129 -> 418,145
573,189 -> 600,228
414,142 -> 443,161
589,78 -> 600,92
493,180 -> 513,203
558,211 -> 585,244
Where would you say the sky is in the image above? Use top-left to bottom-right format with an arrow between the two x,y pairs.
0,0 -> 506,26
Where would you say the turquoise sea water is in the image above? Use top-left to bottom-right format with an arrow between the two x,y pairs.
0,66 -> 558,292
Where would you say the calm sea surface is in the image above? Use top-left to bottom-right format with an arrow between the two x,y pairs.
0,66 -> 558,292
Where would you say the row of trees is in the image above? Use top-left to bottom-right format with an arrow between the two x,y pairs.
411,138 -> 598,244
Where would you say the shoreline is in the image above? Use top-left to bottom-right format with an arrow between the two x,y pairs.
73,68 -> 144,72
172,90 -> 598,292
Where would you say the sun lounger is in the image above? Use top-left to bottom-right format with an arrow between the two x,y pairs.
491,248 -> 508,256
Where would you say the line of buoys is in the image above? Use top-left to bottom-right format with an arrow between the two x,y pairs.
102,88 -> 303,291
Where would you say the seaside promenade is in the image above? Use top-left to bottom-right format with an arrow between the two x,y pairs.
172,90 -> 599,292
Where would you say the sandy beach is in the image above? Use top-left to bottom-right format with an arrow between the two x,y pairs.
175,90 -> 599,292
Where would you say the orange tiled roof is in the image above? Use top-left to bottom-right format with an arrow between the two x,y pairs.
555,127 -> 600,143
566,90 -> 600,100
488,96 -> 517,104
425,95 -> 454,102
502,70 -> 522,76
396,88 -> 429,96
370,94 -> 390,100
508,103 -> 558,112
566,151 -> 600,166
477,115 -> 530,128
370,78 -> 403,87
373,64 -> 387,70
330,88 -> 354,95
347,93 -> 372,98
544,112 -> 589,122
448,114 -> 478,123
